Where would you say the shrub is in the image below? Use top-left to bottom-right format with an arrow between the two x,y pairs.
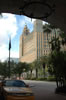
47,76 -> 56,81
37,77 -> 47,81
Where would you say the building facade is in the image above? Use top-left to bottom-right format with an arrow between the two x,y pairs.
19,20 -> 58,63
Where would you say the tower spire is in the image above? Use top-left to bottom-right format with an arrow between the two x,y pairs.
23,24 -> 30,35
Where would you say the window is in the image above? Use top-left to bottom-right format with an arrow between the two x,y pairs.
44,45 -> 46,47
44,36 -> 47,40
4,80 -> 26,87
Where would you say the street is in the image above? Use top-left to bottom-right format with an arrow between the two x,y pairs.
24,80 -> 66,100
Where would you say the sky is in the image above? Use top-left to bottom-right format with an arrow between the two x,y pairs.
0,13 -> 46,61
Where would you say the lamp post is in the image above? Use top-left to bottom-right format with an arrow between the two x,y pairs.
8,37 -> 11,79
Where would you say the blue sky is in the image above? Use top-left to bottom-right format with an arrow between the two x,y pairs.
11,15 -> 34,55
0,13 -> 45,61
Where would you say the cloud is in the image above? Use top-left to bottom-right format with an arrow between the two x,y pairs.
0,44 -> 19,62
0,13 -> 47,61
0,13 -> 18,45
0,45 -> 8,61
11,50 -> 19,58
0,13 -> 18,61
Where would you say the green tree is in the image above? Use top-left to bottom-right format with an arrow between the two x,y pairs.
43,24 -> 52,41
50,37 -> 60,52
33,59 -> 41,79
29,62 -> 34,79
10,61 -> 17,77
13,62 -> 29,79
60,31 -> 66,45
43,24 -> 57,41
43,24 -> 58,52
48,50 -> 66,87
0,61 -> 8,79
40,56 -> 47,78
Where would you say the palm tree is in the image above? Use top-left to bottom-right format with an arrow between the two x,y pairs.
43,24 -> 61,52
33,59 -> 41,79
50,37 -> 60,52
43,24 -> 57,44
43,24 -> 51,41
48,50 -> 66,87
60,31 -> 66,45
13,62 -> 28,79
29,62 -> 34,79
0,61 -> 8,79
40,56 -> 47,78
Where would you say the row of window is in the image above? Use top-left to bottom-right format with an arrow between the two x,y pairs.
24,48 -> 36,56
44,45 -> 49,47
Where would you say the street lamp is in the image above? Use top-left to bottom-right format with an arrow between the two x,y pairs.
8,37 -> 11,79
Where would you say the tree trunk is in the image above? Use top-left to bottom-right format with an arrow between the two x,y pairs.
54,29 -> 57,48
56,76 -> 59,88
30,69 -> 32,79
43,64 -> 45,78
47,33 -> 48,41
36,68 -> 38,79
19,74 -> 21,80
27,72 -> 29,79
60,77 -> 64,87
54,29 -> 56,39
43,67 -> 45,78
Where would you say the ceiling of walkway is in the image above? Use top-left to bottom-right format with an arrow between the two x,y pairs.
0,0 -> 66,33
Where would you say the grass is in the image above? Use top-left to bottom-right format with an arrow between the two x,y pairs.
25,76 -> 56,81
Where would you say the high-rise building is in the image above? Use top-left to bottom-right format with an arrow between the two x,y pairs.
19,19 -> 58,63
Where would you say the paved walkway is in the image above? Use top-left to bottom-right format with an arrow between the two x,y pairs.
24,80 -> 66,100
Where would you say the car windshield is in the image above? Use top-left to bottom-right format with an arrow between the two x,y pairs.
3,80 -> 26,87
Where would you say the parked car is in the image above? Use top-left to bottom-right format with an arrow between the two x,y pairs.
2,80 -> 35,100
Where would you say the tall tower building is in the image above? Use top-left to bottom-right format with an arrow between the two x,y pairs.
34,19 -> 43,32
33,20 -> 43,59
19,23 -> 37,63
19,19 -> 54,63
